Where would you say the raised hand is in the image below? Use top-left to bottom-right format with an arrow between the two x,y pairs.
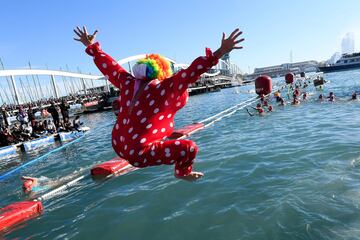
73,26 -> 98,47
214,28 -> 244,58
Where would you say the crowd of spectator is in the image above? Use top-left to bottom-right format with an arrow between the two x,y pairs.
0,92 -> 110,117
0,94 -> 95,147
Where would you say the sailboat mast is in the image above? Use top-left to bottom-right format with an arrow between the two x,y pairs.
28,62 -> 40,101
0,58 -> 16,104
19,77 -> 28,103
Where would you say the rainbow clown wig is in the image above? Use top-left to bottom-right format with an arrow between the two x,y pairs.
132,54 -> 173,81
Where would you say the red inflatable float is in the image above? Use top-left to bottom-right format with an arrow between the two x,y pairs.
255,75 -> 272,95
0,201 -> 43,232
168,123 -> 205,139
91,157 -> 134,176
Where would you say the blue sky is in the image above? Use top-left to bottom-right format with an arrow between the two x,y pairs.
1,0 -> 359,75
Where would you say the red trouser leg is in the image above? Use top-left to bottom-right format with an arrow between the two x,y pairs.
132,139 -> 198,177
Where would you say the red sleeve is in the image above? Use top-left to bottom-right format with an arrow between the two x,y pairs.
171,48 -> 219,87
86,42 -> 134,89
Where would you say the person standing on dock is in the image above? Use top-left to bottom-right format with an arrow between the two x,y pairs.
74,26 -> 244,181
0,107 -> 5,129
27,105 -> 35,127
0,106 -> 9,128
60,99 -> 70,120
47,102 -> 60,128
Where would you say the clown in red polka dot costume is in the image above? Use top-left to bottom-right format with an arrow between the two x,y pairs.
74,26 -> 244,181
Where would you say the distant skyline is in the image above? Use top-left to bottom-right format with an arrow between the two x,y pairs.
1,0 -> 360,75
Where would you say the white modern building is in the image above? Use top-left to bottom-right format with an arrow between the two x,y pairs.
341,32 -> 355,55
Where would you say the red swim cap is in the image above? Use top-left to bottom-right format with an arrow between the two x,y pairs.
23,179 -> 33,191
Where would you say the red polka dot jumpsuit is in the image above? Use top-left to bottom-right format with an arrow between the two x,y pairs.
86,42 -> 219,176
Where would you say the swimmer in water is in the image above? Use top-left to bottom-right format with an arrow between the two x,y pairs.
291,97 -> 300,105
274,90 -> 281,102
318,94 -> 324,101
259,94 -> 265,103
328,92 -> 335,102
267,105 -> 273,112
278,97 -> 286,106
351,91 -> 357,100
293,86 -> 301,98
21,176 -> 52,195
302,92 -> 308,101
246,103 -> 265,116
21,175 -> 77,196
263,100 -> 269,107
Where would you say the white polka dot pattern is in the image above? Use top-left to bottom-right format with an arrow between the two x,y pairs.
90,44 -> 216,175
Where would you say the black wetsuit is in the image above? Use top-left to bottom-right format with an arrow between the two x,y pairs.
47,105 -> 60,128
60,102 -> 70,119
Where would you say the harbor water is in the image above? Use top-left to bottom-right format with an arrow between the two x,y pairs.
1,70 -> 360,239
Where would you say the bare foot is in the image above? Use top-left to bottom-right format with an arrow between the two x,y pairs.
175,171 -> 204,181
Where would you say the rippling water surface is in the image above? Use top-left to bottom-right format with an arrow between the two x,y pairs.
2,70 -> 360,240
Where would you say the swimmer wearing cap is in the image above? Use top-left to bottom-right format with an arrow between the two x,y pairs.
278,97 -> 286,106
21,176 -> 50,195
291,97 -> 300,105
274,90 -> 281,102
328,92 -> 335,102
21,175 -> 76,196
293,86 -> 301,98
246,103 -> 265,116
302,92 -> 308,101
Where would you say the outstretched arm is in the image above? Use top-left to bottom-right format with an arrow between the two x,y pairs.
172,28 -> 244,87
246,108 -> 254,117
21,176 -> 38,185
73,26 -> 134,89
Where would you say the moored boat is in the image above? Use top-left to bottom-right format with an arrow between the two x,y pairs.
319,52 -> 360,73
